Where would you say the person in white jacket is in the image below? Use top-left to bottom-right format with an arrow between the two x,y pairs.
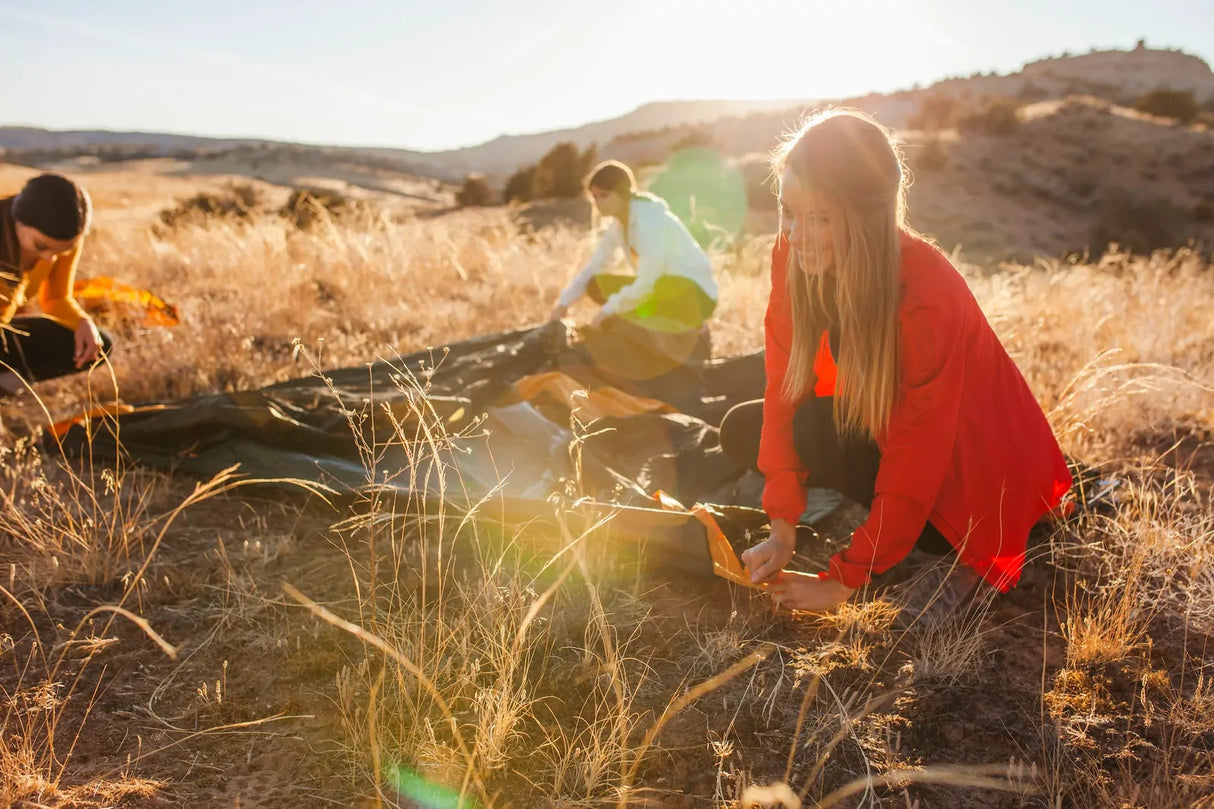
550,161 -> 718,335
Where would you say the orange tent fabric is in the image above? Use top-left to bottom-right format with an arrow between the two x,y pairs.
48,402 -> 168,440
652,490 -> 762,590
73,276 -> 180,326
514,371 -> 675,420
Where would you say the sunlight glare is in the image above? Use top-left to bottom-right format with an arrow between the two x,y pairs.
632,0 -> 945,101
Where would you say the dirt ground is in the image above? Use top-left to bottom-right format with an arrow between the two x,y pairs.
6,432 -> 1209,808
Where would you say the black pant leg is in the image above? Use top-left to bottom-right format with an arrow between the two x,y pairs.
790,395 -> 950,552
791,395 -> 881,507
718,399 -> 764,472
718,392 -> 953,554
0,316 -> 114,383
720,394 -> 880,500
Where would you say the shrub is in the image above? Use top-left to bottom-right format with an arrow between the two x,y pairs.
456,174 -> 494,208
916,137 -> 948,172
1090,190 -> 1189,254
508,142 -> 598,202
1135,89 -> 1199,124
1016,80 -> 1049,102
532,142 -> 596,199
1193,197 -> 1214,223
672,128 -> 716,151
732,152 -> 778,212
957,98 -> 1022,136
907,94 -> 958,131
281,188 -> 367,230
158,182 -> 265,228
503,165 -> 536,203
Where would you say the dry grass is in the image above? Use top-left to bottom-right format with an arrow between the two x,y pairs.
270,367 -> 778,806
1,165 -> 1213,806
0,373 -> 329,804
37,203 -> 768,409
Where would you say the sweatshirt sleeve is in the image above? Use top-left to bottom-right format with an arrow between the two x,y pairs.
558,222 -> 621,308
821,299 -> 967,588
599,204 -> 665,316
758,236 -> 810,523
38,239 -> 89,329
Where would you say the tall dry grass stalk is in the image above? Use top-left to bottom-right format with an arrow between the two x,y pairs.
71,208 -> 765,407
1041,461 -> 1214,805
274,362 -> 783,806
975,246 -> 1214,806
0,365 -> 331,804
963,247 -> 1213,459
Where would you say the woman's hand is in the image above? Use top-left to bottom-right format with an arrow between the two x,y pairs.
768,571 -> 856,612
741,518 -> 797,584
589,309 -> 608,328
73,319 -> 102,368
549,303 -> 569,322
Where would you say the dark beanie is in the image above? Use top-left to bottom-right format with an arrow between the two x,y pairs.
12,173 -> 92,241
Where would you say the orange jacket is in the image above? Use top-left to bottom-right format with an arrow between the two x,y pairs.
1,196 -> 89,329
759,233 -> 1071,591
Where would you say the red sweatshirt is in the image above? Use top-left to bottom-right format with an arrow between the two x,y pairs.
759,233 -> 1071,591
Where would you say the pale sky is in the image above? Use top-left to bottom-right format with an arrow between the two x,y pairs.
3,0 -> 1211,152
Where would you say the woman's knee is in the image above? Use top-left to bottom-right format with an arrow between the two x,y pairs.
718,399 -> 764,471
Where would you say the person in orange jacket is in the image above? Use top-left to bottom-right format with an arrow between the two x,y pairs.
0,173 -> 112,397
718,110 -> 1071,612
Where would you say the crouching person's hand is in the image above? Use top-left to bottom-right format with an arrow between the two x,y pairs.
741,518 -> 797,584
768,571 -> 856,612
74,319 -> 102,368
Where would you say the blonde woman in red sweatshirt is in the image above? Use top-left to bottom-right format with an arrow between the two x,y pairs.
718,110 -> 1070,612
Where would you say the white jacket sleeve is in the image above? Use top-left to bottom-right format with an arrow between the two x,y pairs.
599,206 -> 666,316
557,222 -> 622,308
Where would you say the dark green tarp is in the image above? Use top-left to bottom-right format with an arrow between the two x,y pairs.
53,323 -> 842,577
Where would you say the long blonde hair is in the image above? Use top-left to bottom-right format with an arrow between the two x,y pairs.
774,109 -> 908,439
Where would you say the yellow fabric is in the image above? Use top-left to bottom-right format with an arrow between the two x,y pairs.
513,371 -> 674,420
48,402 -> 168,440
1,238 -> 89,329
651,490 -> 764,590
73,276 -> 180,326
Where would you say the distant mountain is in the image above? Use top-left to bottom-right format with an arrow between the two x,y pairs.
3,45 -> 1210,181
370,44 -> 1214,177
1020,44 -> 1214,99
0,99 -> 810,182
387,98 -> 814,177
594,44 -> 1214,176
0,127 -> 262,153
